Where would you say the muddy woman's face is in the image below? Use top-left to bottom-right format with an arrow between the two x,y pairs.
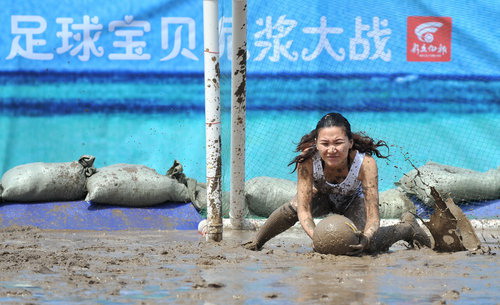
316,126 -> 353,169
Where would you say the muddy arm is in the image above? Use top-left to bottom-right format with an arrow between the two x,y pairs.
359,155 -> 380,240
296,159 -> 315,239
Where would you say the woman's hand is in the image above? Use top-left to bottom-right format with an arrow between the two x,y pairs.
346,232 -> 370,256
347,233 -> 369,256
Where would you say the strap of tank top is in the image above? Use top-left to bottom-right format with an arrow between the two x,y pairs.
348,151 -> 365,181
312,152 -> 322,181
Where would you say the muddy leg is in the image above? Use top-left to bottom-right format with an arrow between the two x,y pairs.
242,201 -> 299,251
367,212 -> 431,253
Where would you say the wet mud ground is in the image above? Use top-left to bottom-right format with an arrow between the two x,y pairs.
0,225 -> 498,305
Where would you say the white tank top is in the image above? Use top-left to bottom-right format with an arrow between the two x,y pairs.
312,150 -> 365,211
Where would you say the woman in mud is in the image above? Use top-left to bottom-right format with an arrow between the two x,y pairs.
244,112 -> 431,254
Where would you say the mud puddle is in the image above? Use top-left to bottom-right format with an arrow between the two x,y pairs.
0,225 -> 498,304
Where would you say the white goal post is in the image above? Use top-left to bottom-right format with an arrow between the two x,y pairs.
203,0 -> 250,241
203,0 -> 223,241
229,0 -> 248,230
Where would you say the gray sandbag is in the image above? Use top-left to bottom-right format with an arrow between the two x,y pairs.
166,160 -> 189,186
0,155 -> 96,202
186,177 -> 209,211
397,162 -> 500,207
186,179 -> 233,217
86,163 -> 190,207
165,160 -> 235,215
378,188 -> 416,219
245,177 -> 296,217
186,177 -> 204,210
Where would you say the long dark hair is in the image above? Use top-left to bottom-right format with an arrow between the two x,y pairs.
288,113 -> 389,172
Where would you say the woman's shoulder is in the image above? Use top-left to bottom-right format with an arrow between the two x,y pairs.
358,154 -> 377,180
361,153 -> 376,166
297,157 -> 314,184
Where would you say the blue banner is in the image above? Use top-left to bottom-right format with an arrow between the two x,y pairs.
0,0 -> 498,76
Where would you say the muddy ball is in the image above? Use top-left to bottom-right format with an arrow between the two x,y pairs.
313,214 -> 360,255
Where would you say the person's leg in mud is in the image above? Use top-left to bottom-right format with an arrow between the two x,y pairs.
243,192 -> 332,251
343,197 -> 431,254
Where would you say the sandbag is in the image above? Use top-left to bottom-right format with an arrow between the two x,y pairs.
397,162 -> 500,207
0,155 -> 96,202
378,188 -> 416,219
166,160 -> 189,186
86,163 -> 190,206
166,160 -> 235,216
245,177 -> 296,217
186,179 -> 234,217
